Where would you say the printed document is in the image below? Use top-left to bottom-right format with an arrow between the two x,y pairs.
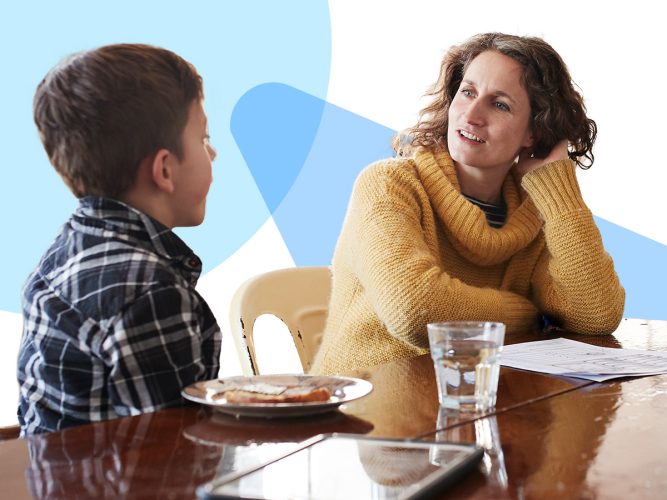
500,338 -> 667,382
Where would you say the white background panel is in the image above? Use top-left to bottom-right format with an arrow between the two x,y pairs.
327,0 -> 667,245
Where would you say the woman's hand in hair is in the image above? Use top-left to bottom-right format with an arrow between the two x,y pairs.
515,139 -> 569,177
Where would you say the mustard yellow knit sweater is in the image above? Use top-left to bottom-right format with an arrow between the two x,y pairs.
311,148 -> 625,375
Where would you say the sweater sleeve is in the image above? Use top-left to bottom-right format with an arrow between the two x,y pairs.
347,162 -> 539,348
522,160 -> 625,334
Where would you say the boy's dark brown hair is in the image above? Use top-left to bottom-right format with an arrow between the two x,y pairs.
34,43 -> 203,198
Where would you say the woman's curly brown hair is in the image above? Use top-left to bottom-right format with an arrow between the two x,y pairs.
406,33 -> 597,168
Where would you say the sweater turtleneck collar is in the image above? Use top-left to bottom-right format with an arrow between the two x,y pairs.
413,147 -> 543,266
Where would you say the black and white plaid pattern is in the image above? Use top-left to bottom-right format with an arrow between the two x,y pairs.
17,197 -> 221,436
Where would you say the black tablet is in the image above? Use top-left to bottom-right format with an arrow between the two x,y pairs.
197,433 -> 483,499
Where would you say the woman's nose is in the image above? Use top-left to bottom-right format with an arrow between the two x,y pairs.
463,99 -> 485,125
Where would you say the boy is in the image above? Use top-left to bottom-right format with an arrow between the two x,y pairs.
17,44 -> 222,436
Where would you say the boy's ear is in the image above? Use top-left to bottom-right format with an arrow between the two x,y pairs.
150,148 -> 175,194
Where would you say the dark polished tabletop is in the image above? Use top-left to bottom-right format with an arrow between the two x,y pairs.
1,318 -> 665,499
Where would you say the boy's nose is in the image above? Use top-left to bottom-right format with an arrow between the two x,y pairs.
207,143 -> 217,162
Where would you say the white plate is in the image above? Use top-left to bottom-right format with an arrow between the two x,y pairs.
182,374 -> 373,418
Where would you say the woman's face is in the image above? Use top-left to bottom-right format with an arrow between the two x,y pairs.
447,50 -> 534,175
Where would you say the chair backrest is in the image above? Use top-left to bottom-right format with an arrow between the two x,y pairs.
229,266 -> 332,375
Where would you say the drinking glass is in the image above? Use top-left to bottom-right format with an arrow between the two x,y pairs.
427,321 -> 505,412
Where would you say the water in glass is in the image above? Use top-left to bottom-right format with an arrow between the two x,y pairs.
431,339 -> 501,412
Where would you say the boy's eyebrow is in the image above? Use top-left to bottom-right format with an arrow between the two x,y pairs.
462,79 -> 517,104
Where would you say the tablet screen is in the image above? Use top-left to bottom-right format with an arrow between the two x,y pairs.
198,434 -> 482,499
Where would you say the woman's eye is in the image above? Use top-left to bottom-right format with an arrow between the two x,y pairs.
495,101 -> 510,112
461,89 -> 474,97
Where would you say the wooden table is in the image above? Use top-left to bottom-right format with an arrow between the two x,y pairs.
1,319 -> 664,499
424,318 -> 667,499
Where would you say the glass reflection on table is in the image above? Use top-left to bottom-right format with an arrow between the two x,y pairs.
432,408 -> 508,490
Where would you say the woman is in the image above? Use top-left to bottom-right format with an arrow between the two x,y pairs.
311,33 -> 625,375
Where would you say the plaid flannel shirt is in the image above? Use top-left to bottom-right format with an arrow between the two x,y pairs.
17,197 -> 221,436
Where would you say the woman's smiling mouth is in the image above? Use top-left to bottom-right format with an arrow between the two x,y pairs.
459,129 -> 485,143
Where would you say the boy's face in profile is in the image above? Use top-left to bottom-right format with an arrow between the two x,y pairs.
170,100 -> 217,227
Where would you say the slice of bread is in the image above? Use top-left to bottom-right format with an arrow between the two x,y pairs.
224,386 -> 332,404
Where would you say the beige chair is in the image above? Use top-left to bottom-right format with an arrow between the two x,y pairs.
229,266 -> 332,375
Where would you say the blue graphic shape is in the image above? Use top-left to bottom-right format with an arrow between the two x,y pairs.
595,217 -> 667,320
0,2 -> 331,312
231,83 -> 394,265
231,83 -> 326,212
233,84 -> 667,320
273,94 -> 395,265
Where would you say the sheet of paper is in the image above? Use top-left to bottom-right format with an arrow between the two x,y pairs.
500,338 -> 667,381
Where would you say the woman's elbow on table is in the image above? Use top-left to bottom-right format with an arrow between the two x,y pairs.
561,290 -> 626,335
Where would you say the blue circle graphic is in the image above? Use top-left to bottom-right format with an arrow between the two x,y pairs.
0,1 -> 331,312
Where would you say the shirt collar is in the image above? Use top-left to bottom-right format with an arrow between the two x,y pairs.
76,197 -> 202,274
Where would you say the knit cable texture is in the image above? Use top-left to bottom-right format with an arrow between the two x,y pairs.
311,149 -> 624,374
